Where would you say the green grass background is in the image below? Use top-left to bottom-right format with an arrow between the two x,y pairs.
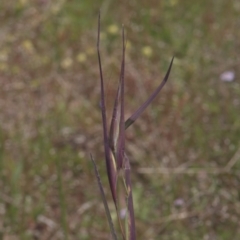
0,0 -> 239,239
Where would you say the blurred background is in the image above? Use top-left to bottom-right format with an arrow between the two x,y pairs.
0,0 -> 239,239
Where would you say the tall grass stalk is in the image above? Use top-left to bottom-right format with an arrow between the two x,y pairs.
93,12 -> 174,239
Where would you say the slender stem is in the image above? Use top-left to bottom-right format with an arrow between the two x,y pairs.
90,154 -> 118,240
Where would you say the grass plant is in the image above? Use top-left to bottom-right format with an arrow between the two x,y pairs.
92,12 -> 173,240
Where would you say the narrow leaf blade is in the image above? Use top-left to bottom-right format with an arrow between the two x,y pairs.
90,154 -> 118,240
125,57 -> 174,129
109,45 -> 125,156
116,26 -> 126,170
97,12 -> 117,204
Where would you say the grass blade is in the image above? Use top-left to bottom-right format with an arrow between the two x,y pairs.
97,12 -> 117,204
109,43 -> 124,157
125,57 -> 174,129
116,26 -> 126,170
90,154 -> 118,240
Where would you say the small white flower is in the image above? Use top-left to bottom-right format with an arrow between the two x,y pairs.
220,70 -> 235,82
174,198 -> 185,207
